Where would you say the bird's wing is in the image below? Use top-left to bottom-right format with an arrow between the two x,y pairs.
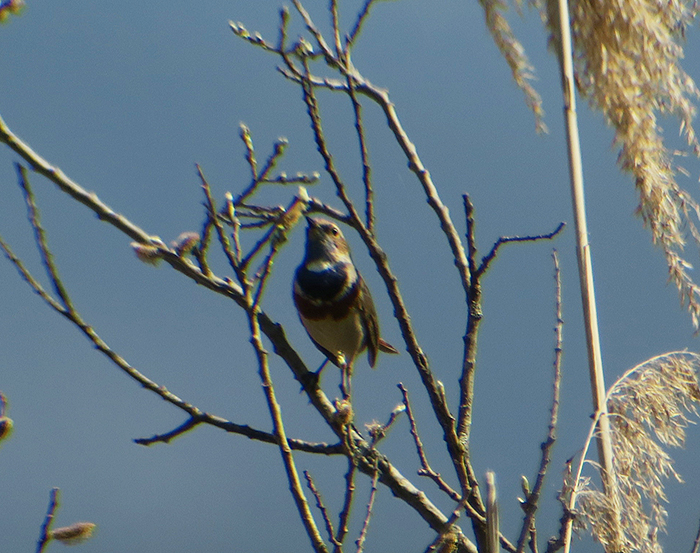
357,275 -> 380,368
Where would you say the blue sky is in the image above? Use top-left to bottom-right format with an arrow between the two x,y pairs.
1,1 -> 700,552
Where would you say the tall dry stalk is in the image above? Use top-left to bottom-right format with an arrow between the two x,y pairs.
550,0 -> 621,549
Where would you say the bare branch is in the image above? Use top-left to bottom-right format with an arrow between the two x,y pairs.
0,115 -> 161,246
335,459 -> 357,551
276,51 -> 481,511
298,55 -> 361,225
228,21 -> 278,53
478,222 -> 566,276
195,209 -> 214,277
134,414 -> 343,453
329,0 -> 343,59
356,466 -> 379,553
36,488 -> 59,553
346,0 -> 376,51
236,133 -> 291,203
305,471 -> 339,548
516,251 -> 564,553
223,192 -> 243,262
197,164 -> 243,279
345,72 -> 374,231
240,123 -> 258,181
457,194 -> 482,460
16,164 -> 75,312
691,518 -> 700,553
399,383 -> 460,502
293,0 -> 336,64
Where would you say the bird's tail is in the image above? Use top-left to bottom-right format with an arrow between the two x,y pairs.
378,338 -> 400,355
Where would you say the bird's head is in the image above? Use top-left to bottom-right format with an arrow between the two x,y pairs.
303,217 -> 352,268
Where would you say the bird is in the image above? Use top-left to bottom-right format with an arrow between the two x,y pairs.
293,216 -> 398,398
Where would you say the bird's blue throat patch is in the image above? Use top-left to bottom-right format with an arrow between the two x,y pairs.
295,264 -> 353,301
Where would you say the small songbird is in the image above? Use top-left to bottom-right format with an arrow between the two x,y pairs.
293,217 -> 398,397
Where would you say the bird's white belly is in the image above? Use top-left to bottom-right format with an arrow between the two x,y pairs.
304,309 -> 364,367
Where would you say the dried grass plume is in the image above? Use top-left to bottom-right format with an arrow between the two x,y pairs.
570,352 -> 700,553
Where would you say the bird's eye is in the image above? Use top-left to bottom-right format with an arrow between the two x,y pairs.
331,227 -> 339,236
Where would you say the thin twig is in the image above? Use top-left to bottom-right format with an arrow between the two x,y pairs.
330,0 -> 343,59
197,165 -> 244,282
195,212 -> 214,277
306,197 -> 352,223
691,518 -> 700,553
335,459 -> 357,551
298,56 -> 363,226
345,71 -> 374,230
515,251 -> 564,553
240,224 -> 277,272
240,123 -> 258,180
368,403 -> 405,446
399,383 -> 461,502
277,6 -> 290,52
528,527 -> 539,553
345,0 -> 375,51
224,193 -> 243,262
16,164 -> 75,312
293,0 -> 336,63
36,488 -> 59,553
305,470 -> 339,548
355,465 -> 379,553
236,135 -> 289,203
478,222 -> 566,276
252,248 -> 275,308
133,414 -> 342,452
545,459 -> 576,553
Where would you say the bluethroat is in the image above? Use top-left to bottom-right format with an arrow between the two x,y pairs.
293,217 -> 398,397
